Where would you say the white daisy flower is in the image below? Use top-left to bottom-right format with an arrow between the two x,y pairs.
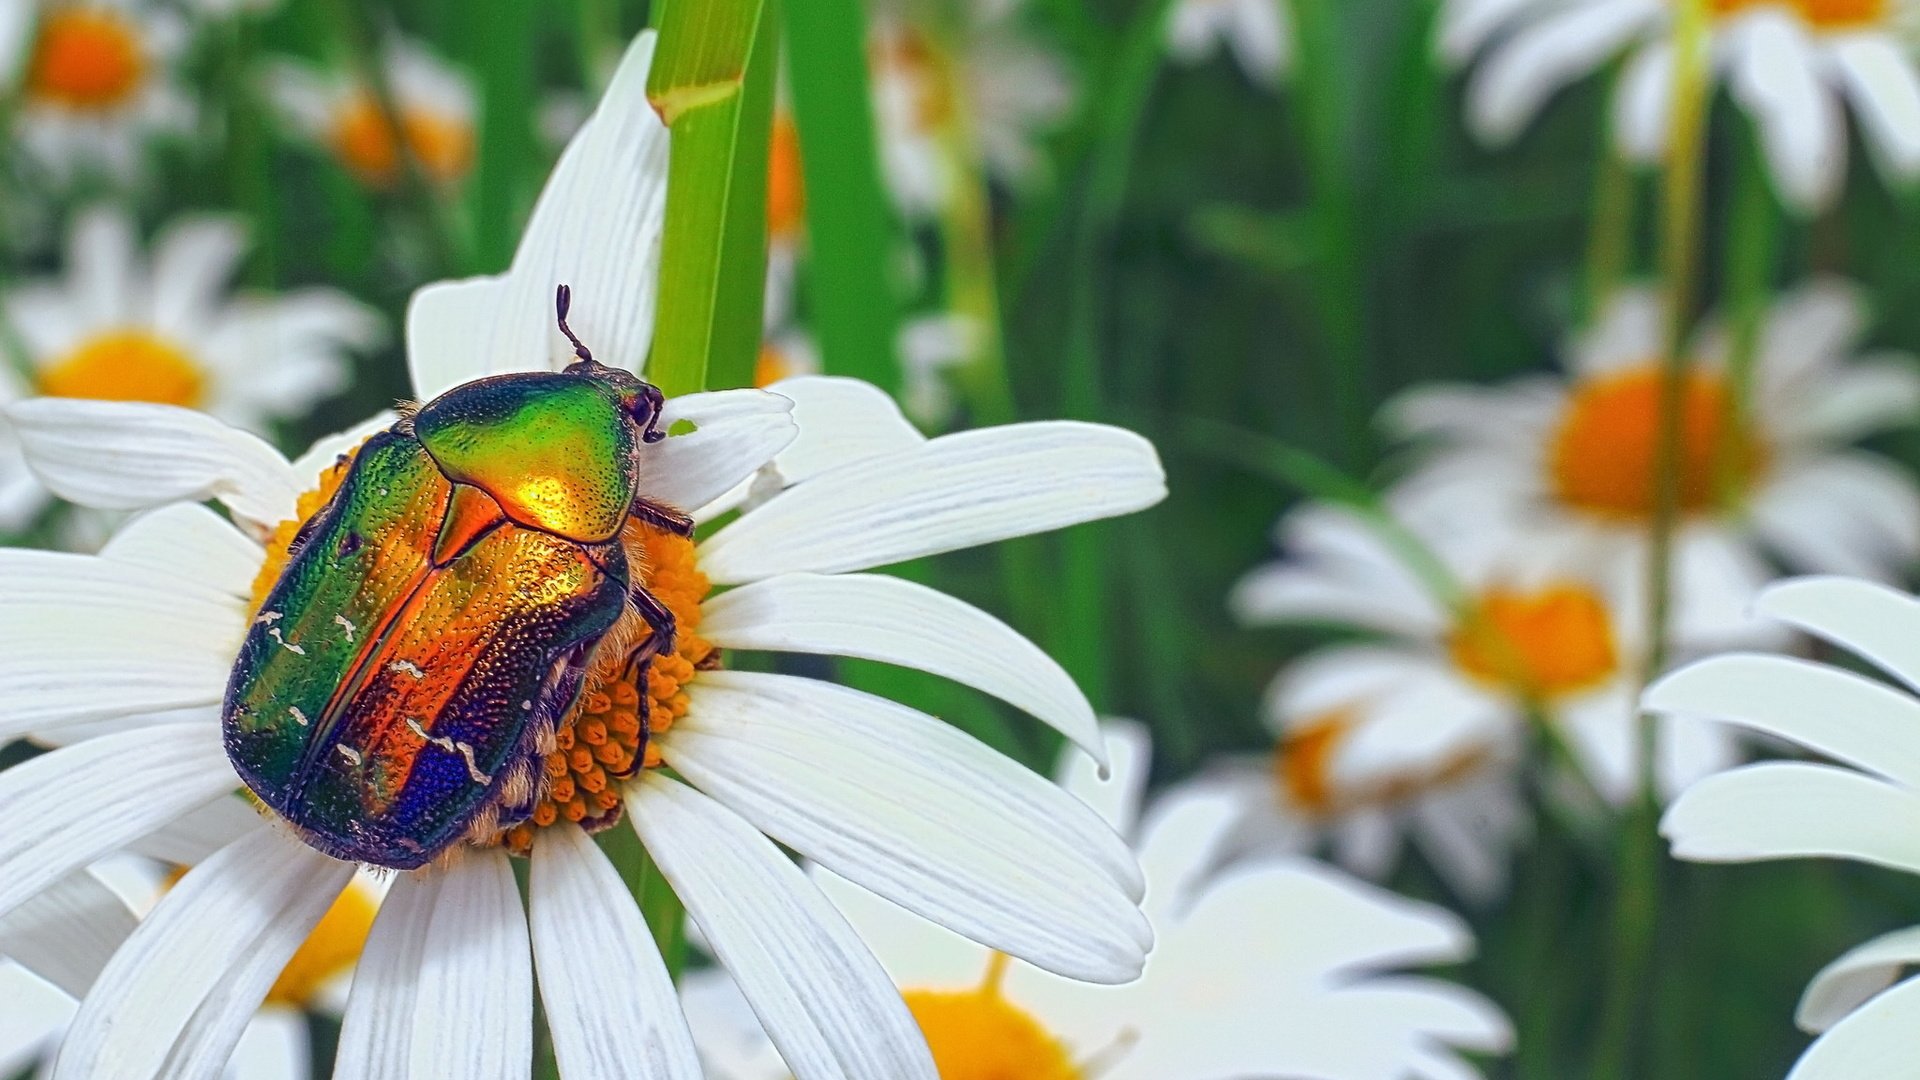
683,723 -> 1514,1080
0,31 -> 1165,1080
0,205 -> 383,533
1228,499 -> 1721,899
1389,282 -> 1920,647
1445,0 -> 1920,212
1166,0 -> 1293,87
264,38 -> 477,190
869,0 -> 1076,217
1646,574 -> 1920,1080
10,0 -> 192,185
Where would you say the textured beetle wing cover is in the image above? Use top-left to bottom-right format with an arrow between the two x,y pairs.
224,429 -> 628,867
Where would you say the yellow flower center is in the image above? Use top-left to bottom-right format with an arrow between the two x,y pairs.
1448,584 -> 1620,699
246,453 -> 714,857
1275,709 -> 1497,816
330,93 -> 474,187
767,112 -> 806,242
903,955 -> 1084,1080
1547,365 -> 1764,521
266,876 -> 381,1007
1708,0 -> 1887,28
37,331 -> 206,407
26,8 -> 147,111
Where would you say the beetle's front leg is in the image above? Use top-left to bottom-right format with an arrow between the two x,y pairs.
612,583 -> 677,780
630,498 -> 694,537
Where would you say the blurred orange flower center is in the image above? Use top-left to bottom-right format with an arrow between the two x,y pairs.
37,331 -> 205,407
27,9 -> 146,110
904,955 -> 1084,1080
1278,709 -> 1493,815
1708,0 -> 1886,28
331,93 -> 474,187
767,112 -> 806,242
1548,365 -> 1763,520
1449,584 -> 1618,698
267,877 -> 380,1006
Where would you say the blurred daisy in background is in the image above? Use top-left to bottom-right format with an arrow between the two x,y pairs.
685,724 -> 1514,1080
756,328 -> 819,389
0,205 -> 381,532
1649,574 -> 1920,1079
869,0 -> 1075,217
764,99 -> 806,329
897,311 -> 980,426
9,0 -> 192,184
1226,500 -> 1731,898
1445,0 -> 1920,212
1390,282 -> 1920,647
1165,0 -> 1293,88
264,37 -> 476,190
0,32 -> 1167,1079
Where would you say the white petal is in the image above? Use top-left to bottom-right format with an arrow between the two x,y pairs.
1132,784 -> 1256,924
1758,577 -> 1920,693
0,871 -> 136,999
1466,0 -> 1658,144
1644,654 -> 1920,789
1786,361 -> 1920,443
1056,718 -> 1152,837
1437,0 -> 1537,62
762,376 -> 927,483
677,968 -> 792,1080
1660,761 -> 1920,873
148,215 -> 248,339
98,503 -> 264,600
54,827 -> 349,1080
806,869 -> 1000,992
335,870 -> 445,1080
529,825 -> 701,1080
1752,455 -> 1920,579
0,550 -> 240,736
639,389 -> 797,513
701,572 -> 1105,767
1799,924 -> 1920,1032
288,411 -> 398,483
408,33 -> 669,399
627,775 -> 937,1080
662,671 -> 1150,983
1730,11 -> 1846,213
410,852 -> 533,1080
8,399 -> 300,529
67,208 -> 139,329
1834,35 -> 1920,178
1788,974 -> 1920,1080
123,795 -> 265,865
1613,38 -> 1674,162
700,421 -> 1166,583
0,724 -> 237,924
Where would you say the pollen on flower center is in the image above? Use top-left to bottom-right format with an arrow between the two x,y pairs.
501,524 -> 713,853
904,955 -> 1084,1080
330,93 -> 474,187
1547,364 -> 1765,520
1708,0 -> 1886,29
26,9 -> 147,110
1448,584 -> 1618,698
37,331 -> 206,408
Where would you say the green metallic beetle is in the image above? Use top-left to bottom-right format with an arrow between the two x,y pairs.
223,286 -> 690,869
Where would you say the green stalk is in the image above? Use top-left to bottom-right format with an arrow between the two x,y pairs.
781,0 -> 903,393
1718,116 -> 1778,500
222,14 -> 276,287
459,0 -> 539,275
646,0 -> 780,396
1595,0 -> 1712,1074
1052,0 -> 1174,707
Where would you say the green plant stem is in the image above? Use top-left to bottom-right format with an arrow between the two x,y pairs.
1596,1 -> 1712,1074
1722,117 -> 1777,435
460,0 -> 539,275
222,15 -> 276,287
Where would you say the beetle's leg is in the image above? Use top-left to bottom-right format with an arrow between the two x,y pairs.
611,584 -> 677,780
629,498 -> 695,538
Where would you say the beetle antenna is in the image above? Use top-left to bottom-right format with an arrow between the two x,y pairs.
555,284 -> 595,364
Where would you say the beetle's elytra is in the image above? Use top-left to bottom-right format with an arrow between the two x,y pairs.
222,287 -> 692,870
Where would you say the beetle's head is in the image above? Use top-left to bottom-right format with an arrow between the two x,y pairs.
555,284 -> 667,444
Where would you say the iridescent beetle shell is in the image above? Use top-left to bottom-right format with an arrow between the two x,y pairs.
223,289 -> 689,870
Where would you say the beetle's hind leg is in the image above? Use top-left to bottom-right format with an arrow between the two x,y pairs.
611,582 -> 677,780
629,497 -> 694,538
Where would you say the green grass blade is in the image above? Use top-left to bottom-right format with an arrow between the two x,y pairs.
780,0 -> 901,393
647,0 -> 779,396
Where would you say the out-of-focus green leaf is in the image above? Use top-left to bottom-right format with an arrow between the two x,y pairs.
781,0 -> 902,394
646,0 -> 778,397
1189,205 -> 1317,276
454,0 -> 540,275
